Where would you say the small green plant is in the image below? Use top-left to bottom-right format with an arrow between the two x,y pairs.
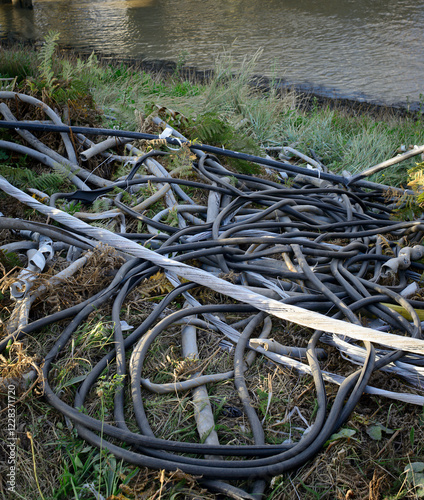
182,112 -> 261,174
175,49 -> 189,74
404,462 -> 424,498
0,164 -> 69,194
165,207 -> 179,228
111,186 -> 136,204
388,161 -> 424,220
257,386 -> 271,420
166,145 -> 194,176
53,435 -> 136,499
23,30 -> 93,104
0,249 -> 22,271
407,161 -> 424,205
96,373 -> 125,409
92,197 -> 112,212
37,30 -> 60,91
76,319 -> 115,352
59,200 -> 83,216
299,480 -> 331,499
60,52 -> 103,82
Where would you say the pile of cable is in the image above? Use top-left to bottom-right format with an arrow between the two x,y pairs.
1,92 -> 424,499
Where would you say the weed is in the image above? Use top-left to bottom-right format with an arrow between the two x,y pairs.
20,30 -> 95,105
0,164 -> 70,194
175,49 -> 189,74
0,44 -> 38,82
37,30 -> 60,91
96,373 -> 125,409
166,144 -> 195,176
386,160 -> 424,220
0,250 -> 22,272
165,207 -> 179,228
53,435 -> 136,499
58,200 -> 83,216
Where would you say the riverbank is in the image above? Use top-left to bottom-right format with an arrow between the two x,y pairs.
3,36 -> 424,187
2,35 -> 423,117
2,0 -> 424,109
1,38 -> 424,500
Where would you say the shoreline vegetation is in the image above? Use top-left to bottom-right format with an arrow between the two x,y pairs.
1,36 -> 424,500
2,36 -> 424,187
1,34 -> 424,116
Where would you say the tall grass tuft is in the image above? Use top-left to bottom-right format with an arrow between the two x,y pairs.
0,44 -> 38,81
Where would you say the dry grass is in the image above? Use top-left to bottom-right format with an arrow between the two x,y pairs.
1,188 -> 423,499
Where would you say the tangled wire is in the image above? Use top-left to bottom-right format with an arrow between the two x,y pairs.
1,92 -> 424,499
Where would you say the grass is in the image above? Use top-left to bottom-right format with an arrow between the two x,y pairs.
1,36 -> 424,499
77,50 -> 423,185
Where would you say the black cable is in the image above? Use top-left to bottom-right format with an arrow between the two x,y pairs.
0,120 -> 350,184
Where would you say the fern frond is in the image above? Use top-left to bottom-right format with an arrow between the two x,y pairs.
91,221 -> 117,231
0,164 -> 37,185
0,164 -> 68,194
408,170 -> 424,191
92,198 -> 112,212
376,235 -> 395,256
32,172 -> 68,193
38,30 -> 60,89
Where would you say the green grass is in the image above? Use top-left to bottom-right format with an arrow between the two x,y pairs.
0,44 -> 38,82
83,58 -> 424,185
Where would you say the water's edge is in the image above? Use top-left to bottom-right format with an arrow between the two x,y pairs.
2,36 -> 422,117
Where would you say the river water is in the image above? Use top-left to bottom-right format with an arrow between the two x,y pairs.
1,0 -> 423,108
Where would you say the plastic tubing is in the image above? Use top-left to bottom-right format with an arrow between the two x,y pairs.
41,292 -> 390,476
0,218 -> 94,250
3,121 -> 424,493
0,92 -> 77,164
0,140 -> 88,190
80,136 -> 133,161
0,119 -> 349,184
0,116 -> 415,195
0,103 -> 112,189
